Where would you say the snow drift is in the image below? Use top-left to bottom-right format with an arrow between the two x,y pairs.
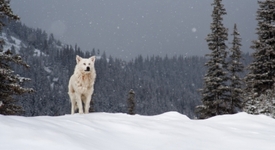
0,112 -> 275,150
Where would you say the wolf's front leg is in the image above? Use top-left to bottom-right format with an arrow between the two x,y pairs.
71,102 -> 78,115
68,92 -> 76,115
75,94 -> 84,114
84,95 -> 92,114
71,102 -> 75,115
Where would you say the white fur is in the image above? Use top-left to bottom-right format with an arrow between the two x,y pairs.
68,55 -> 96,114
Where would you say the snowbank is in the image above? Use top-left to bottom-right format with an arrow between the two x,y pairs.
0,112 -> 274,150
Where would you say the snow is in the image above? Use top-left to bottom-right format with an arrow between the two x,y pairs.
0,33 -> 22,53
50,82 -> 54,90
53,77 -> 59,82
33,49 -> 47,57
0,112 -> 274,150
0,32 -> 51,57
44,66 -> 52,73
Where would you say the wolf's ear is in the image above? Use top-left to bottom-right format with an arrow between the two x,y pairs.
90,56 -> 96,62
76,55 -> 82,64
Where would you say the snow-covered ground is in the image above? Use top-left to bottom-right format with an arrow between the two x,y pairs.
0,33 -> 22,53
0,112 -> 274,150
1,32 -> 54,57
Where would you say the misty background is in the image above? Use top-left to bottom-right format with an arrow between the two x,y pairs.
11,0 -> 258,60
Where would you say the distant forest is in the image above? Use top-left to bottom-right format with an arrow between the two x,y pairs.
4,20 -> 252,118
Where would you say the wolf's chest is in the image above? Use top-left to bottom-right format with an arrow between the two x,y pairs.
79,76 -> 92,87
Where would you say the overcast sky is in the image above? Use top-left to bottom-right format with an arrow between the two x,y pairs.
10,0 -> 258,60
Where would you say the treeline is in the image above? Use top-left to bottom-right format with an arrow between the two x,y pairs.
4,19 -> 252,118
197,0 -> 275,119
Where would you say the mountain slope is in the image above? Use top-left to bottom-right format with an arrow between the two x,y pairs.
3,20 -> 208,117
1,112 -> 274,150
2,20 -> 253,118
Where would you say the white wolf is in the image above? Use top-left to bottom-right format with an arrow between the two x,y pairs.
68,55 -> 96,114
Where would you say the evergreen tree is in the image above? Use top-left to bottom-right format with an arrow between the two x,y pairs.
244,89 -> 275,118
246,0 -> 275,96
196,0 -> 229,119
228,24 -> 244,114
0,0 -> 33,115
244,0 -> 275,114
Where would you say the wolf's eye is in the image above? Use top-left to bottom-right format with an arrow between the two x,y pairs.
83,63 -> 86,65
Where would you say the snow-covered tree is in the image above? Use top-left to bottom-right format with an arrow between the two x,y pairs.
228,24 -> 244,114
243,90 -> 275,118
244,0 -> 275,115
0,0 -> 33,115
245,0 -> 275,95
196,0 -> 229,119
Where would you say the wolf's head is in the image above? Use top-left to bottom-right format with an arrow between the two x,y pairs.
75,55 -> 95,73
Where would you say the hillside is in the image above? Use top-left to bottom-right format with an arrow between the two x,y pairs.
1,112 -> 275,150
1,20 -> 253,118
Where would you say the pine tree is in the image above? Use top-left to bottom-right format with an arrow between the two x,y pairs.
244,89 -> 275,118
244,0 -> 275,114
196,0 -> 229,119
228,24 -> 244,114
0,0 -> 33,115
245,0 -> 275,96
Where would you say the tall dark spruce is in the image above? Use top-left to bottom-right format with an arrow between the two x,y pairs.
244,0 -> 275,117
228,24 -> 244,114
0,0 -> 33,115
196,0 -> 229,119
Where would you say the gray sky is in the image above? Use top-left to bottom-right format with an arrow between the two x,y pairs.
10,0 -> 258,60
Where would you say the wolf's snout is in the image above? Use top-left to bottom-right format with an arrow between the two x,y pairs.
86,66 -> 90,71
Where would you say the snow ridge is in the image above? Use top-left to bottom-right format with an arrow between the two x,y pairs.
1,112 -> 275,150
